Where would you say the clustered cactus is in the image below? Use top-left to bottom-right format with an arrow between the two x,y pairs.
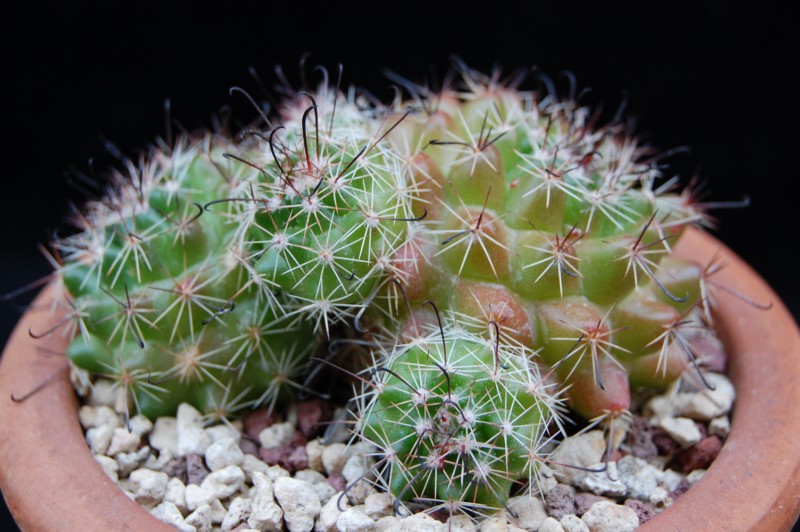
44,63 -> 721,517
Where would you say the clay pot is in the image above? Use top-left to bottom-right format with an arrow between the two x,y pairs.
1,227 -> 799,530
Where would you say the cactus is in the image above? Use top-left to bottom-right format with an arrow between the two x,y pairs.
348,65 -> 724,515
53,132 -> 312,419
43,63 -> 722,514
356,307 -> 562,517
53,85 -> 419,420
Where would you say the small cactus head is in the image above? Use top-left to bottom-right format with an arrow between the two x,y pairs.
356,309 -> 562,517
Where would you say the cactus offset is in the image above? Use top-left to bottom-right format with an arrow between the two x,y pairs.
356,308 -> 561,517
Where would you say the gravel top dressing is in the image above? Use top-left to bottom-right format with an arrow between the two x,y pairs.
77,365 -> 733,532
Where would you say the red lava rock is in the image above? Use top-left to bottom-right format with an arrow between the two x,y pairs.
328,472 -> 346,492
625,417 -> 659,461
676,435 -> 723,472
239,438 -> 259,457
186,453 -> 209,485
688,333 -> 727,373
624,499 -> 657,524
287,445 -> 309,471
291,430 -> 308,448
574,493 -> 612,516
669,477 -> 691,500
258,431 -> 310,473
244,409 -> 276,442
605,448 -> 625,462
258,447 -> 286,468
652,429 -> 681,455
161,457 -> 187,484
545,484 -> 577,519
296,399 -> 332,438
428,509 -> 450,523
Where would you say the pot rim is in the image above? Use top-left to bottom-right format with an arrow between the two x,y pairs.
1,227 -> 799,530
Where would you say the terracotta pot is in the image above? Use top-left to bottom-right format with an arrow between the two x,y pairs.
1,227 -> 799,531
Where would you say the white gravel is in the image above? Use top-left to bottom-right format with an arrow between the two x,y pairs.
80,365 -> 732,532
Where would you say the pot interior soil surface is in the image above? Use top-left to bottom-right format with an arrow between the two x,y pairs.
1,228 -> 800,531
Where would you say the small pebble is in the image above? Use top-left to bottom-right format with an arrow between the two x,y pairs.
623,499 -> 656,525
617,456 -> 662,500
364,492 -> 393,520
445,514 -> 475,531
505,495 -> 547,531
151,501 -> 194,532
241,453 -> 272,482
342,454 -> 376,504
317,492 -> 349,532
643,395 -> 677,421
676,436 -> 723,472
573,462 -> 627,497
538,517 -> 565,532
159,455 -> 186,482
186,453 -> 210,485
107,427 -> 141,456
581,501 -> 639,532
206,423 -> 242,444
150,417 -> 178,455
86,424 -> 114,455
185,503 -> 215,531
306,439 -> 325,472
297,469 -> 336,504
322,443 -> 353,476
205,437 -> 245,471
709,416 -> 731,438
78,405 -> 97,429
573,493 -> 611,517
128,415 -> 154,436
116,446 -> 151,476
143,448 -> 175,473
659,469 -> 685,492
274,477 -> 321,532
221,496 -> 252,531
259,422 -> 295,450
549,431 -> 606,483
560,514 -> 589,532
297,399 -> 331,438
94,455 -> 119,483
374,516 -> 402,531
129,468 -> 169,507
686,468 -> 707,485
185,484 -> 215,511
336,508 -> 375,531
623,417 -> 658,461
177,403 -> 212,457
538,464 -> 559,494
657,417 -> 702,447
164,477 -> 188,514
248,472 -> 283,531
244,409 -> 275,442
546,484 -> 576,520
649,486 -> 672,508
201,465 -> 246,499
88,379 -> 118,407
383,512 -> 447,531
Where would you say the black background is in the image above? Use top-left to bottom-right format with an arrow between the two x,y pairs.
1,2 -> 797,529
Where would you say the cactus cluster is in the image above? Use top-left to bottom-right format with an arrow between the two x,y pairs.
45,64 -> 717,516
